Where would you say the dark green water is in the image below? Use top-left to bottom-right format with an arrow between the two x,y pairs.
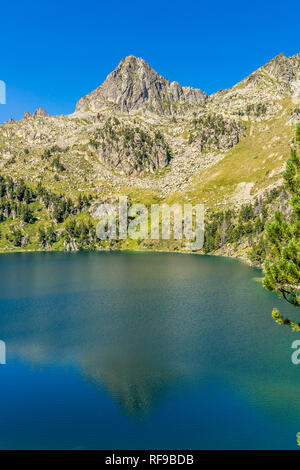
0,251 -> 299,449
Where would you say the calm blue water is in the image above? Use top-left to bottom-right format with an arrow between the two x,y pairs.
0,251 -> 299,450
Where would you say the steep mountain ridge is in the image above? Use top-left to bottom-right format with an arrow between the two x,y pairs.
0,52 -> 299,207
75,55 -> 207,115
208,53 -> 300,120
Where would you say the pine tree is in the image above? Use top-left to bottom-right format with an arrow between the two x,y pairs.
263,125 -> 300,330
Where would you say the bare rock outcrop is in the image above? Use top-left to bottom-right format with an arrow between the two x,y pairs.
76,55 -> 207,115
89,117 -> 171,175
33,108 -> 49,118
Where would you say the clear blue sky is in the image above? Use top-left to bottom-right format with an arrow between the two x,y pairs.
0,0 -> 299,123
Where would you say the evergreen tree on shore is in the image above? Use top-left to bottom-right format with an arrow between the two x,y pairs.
263,125 -> 300,330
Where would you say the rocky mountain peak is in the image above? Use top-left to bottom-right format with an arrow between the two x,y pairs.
235,53 -> 300,94
75,55 -> 207,115
33,108 -> 49,118
22,108 -> 49,120
208,52 -> 300,119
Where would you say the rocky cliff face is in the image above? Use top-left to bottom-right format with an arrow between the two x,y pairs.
90,117 -> 171,175
76,55 -> 207,115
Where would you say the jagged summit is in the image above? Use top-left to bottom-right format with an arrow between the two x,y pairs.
34,107 -> 49,118
75,55 -> 207,115
75,52 -> 300,118
22,108 -> 49,120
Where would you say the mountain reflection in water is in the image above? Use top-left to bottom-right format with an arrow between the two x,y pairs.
0,252 -> 300,449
